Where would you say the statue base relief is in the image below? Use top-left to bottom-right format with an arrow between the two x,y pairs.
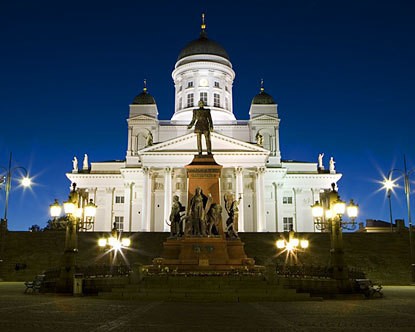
155,236 -> 254,272
152,154 -> 255,272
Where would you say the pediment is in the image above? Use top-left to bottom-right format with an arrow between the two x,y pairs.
138,132 -> 269,168
140,132 -> 269,154
250,114 -> 279,121
128,114 -> 158,122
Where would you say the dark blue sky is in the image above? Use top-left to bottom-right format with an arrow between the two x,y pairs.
1,0 -> 414,230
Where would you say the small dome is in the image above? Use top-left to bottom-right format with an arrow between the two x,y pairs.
251,81 -> 276,104
132,86 -> 156,105
178,33 -> 230,61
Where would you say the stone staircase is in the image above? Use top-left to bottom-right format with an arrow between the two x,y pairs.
98,275 -> 321,302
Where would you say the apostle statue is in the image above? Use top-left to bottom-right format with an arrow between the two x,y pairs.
329,157 -> 336,173
318,153 -> 324,169
83,154 -> 89,170
72,156 -> 78,172
146,130 -> 153,147
255,131 -> 264,147
187,100 -> 213,155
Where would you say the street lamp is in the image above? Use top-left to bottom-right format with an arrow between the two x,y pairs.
49,182 -> 97,293
98,223 -> 131,265
276,227 -> 309,266
0,152 -> 32,229
383,156 -> 415,282
311,183 -> 358,289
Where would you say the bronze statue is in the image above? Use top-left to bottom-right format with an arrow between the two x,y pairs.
186,187 -> 212,236
187,100 -> 213,155
224,192 -> 241,239
169,195 -> 184,237
206,203 -> 223,236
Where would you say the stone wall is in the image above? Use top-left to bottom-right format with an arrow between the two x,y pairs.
0,231 -> 412,284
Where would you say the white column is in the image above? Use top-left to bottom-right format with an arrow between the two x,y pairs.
127,126 -> 133,156
255,167 -> 266,232
123,182 -> 134,232
142,167 -> 151,231
163,167 -> 173,232
235,167 -> 244,232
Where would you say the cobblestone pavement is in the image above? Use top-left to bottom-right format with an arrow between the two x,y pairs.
1,282 -> 415,331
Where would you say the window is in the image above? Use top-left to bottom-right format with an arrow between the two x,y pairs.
214,93 -> 220,107
114,216 -> 124,231
115,196 -> 125,204
178,85 -> 182,92
283,217 -> 293,232
214,81 -> 220,88
225,86 -> 228,92
187,81 -> 193,88
283,196 -> 293,204
225,97 -> 229,110
200,92 -> 208,105
178,97 -> 182,110
187,93 -> 194,107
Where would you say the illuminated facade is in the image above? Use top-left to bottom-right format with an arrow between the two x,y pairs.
67,17 -> 340,233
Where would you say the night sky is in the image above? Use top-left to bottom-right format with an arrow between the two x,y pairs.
1,0 -> 414,231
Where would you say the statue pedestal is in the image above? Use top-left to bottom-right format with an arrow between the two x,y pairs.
153,154 -> 255,272
185,154 -> 222,206
156,237 -> 254,271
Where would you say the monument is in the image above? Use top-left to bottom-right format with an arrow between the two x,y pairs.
154,101 -> 255,271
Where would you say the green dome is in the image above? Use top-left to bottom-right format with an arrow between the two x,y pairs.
251,89 -> 276,105
178,31 -> 229,61
132,88 -> 156,105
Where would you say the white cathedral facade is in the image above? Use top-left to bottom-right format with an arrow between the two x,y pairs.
67,18 -> 341,233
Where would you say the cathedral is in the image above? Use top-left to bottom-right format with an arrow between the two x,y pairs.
67,16 -> 341,233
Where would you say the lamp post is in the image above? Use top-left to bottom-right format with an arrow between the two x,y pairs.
383,156 -> 415,282
311,183 -> 358,289
383,180 -> 394,232
0,152 -> 32,229
0,152 -> 31,272
49,183 -> 97,293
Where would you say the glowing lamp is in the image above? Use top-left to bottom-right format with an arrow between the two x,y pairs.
311,201 -> 323,218
347,199 -> 358,219
98,238 -> 107,247
108,237 -> 117,247
290,238 -> 299,247
121,238 -> 131,247
63,200 -> 76,214
276,239 -> 285,249
21,177 -> 31,187
300,240 -> 309,249
333,199 -> 346,215
84,199 -> 97,218
49,199 -> 62,218
383,178 -> 395,191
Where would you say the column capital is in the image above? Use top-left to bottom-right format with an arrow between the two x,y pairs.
234,166 -> 244,175
256,166 -> 266,175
